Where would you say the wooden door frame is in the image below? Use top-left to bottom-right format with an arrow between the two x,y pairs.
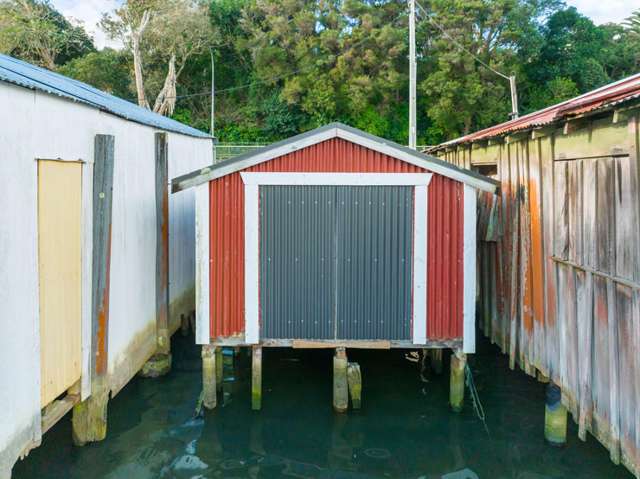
35,157 -> 93,405
240,172 -> 433,346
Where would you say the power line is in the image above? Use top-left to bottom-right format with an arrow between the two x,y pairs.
414,0 -> 510,80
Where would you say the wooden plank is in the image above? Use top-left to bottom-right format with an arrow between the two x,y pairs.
481,242 -> 491,338
614,155 -> 639,281
41,393 -> 80,435
567,160 -> 583,265
292,340 -> 391,349
529,137 -> 545,370
540,135 -> 558,379
92,135 -> 115,377
508,141 -> 520,370
615,285 -> 638,467
555,264 -> 568,395
489,245 -> 499,345
592,275 -> 611,431
633,289 -> 640,468
554,161 -> 569,260
499,143 -> 511,354
576,270 -> 593,440
607,279 -> 621,464
519,140 -> 534,373
596,158 -> 615,274
554,116 -> 630,160
38,160 -> 83,407
155,133 -> 170,354
583,158 -> 598,269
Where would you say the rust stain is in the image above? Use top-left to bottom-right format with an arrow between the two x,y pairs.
96,224 -> 112,376
529,176 -> 545,327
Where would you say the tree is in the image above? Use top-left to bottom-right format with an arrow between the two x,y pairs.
526,76 -> 579,111
101,0 -> 215,115
419,0 -> 560,140
237,0 -> 408,137
0,0 -> 93,70
59,49 -> 133,99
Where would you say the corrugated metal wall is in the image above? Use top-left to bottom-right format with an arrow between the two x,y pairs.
336,186 -> 413,340
260,186 -> 337,340
208,137 -> 464,341
437,111 -> 640,478
260,185 -> 413,340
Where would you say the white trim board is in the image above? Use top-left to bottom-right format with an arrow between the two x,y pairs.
241,172 -> 433,186
412,185 -> 428,344
195,183 -> 210,345
462,184 -> 477,354
243,183 -> 260,344
80,160 -> 93,400
242,172 -> 431,345
174,124 -> 498,194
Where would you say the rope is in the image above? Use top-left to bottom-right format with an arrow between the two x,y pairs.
465,363 -> 490,437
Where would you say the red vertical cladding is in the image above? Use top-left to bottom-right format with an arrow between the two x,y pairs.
426,174 -> 464,339
208,137 -> 465,341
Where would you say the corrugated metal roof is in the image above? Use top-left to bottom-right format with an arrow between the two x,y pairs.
431,72 -> 640,151
0,53 -> 211,139
173,122 -> 500,193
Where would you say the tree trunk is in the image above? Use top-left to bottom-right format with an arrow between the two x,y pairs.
153,54 -> 177,116
131,11 -> 151,109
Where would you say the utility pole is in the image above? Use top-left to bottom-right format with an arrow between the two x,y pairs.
210,48 -> 215,136
408,0 -> 417,149
509,75 -> 519,119
210,48 -> 216,162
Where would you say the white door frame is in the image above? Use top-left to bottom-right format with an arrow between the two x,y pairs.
240,172 -> 433,345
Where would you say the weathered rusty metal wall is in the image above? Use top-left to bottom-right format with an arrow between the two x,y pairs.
208,138 -> 464,341
437,110 -> 640,478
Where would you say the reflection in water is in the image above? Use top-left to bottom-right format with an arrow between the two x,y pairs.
13,334 -> 632,479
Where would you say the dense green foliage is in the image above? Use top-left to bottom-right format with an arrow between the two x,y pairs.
3,0 -> 639,144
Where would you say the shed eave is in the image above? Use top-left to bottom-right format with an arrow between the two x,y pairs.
172,123 -> 499,194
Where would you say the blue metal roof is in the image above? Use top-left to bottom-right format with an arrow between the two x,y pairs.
0,54 -> 211,139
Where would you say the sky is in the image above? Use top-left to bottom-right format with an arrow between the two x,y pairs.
52,0 -> 638,50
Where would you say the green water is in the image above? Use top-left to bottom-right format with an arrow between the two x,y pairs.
14,335 -> 632,479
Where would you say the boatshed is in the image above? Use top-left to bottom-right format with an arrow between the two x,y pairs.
430,73 -> 640,478
172,123 -> 498,411
0,54 -> 213,477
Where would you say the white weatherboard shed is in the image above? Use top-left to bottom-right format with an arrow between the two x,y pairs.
0,54 -> 213,477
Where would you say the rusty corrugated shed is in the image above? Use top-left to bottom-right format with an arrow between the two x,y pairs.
433,76 -> 640,478
432,72 -> 640,150
208,137 -> 465,341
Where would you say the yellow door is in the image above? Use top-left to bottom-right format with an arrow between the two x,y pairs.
38,160 -> 83,407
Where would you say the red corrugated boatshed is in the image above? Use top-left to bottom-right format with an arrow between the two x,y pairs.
172,123 -> 498,411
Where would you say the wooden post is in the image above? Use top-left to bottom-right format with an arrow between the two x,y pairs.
544,382 -> 567,446
333,348 -> 348,413
222,347 -> 234,405
72,134 -> 114,446
202,345 -> 216,409
141,132 -> 171,378
252,346 -> 262,410
215,346 -> 223,392
450,350 -> 466,412
430,349 -> 443,375
180,313 -> 190,336
347,362 -> 362,409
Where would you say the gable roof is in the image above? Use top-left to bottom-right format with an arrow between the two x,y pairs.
0,54 -> 211,139
172,123 -> 498,193
430,72 -> 640,152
